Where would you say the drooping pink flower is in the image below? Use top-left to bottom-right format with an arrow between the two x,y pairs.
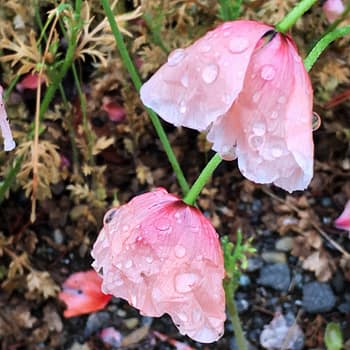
334,200 -> 350,233
58,270 -> 112,318
91,188 -> 225,343
140,21 -> 314,192
16,73 -> 46,92
322,0 -> 345,23
0,85 -> 16,151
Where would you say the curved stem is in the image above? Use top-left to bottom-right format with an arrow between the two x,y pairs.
304,25 -> 350,71
183,153 -> 222,206
275,0 -> 318,34
101,0 -> 189,195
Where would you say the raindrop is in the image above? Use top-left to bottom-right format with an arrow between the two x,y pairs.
199,43 -> 211,53
146,256 -> 153,263
252,121 -> 266,136
312,112 -> 321,131
223,30 -> 230,37
260,65 -> 276,81
175,272 -> 199,293
222,144 -> 232,153
122,225 -> 129,232
155,218 -> 170,231
124,259 -> 133,268
222,93 -> 232,104
252,91 -> 261,103
178,313 -> 188,322
131,295 -> 137,306
248,135 -> 264,149
179,100 -> 187,114
167,49 -> 186,66
271,146 -> 283,158
202,63 -> 219,84
174,245 -> 186,258
278,96 -> 286,104
180,75 -> 189,87
228,37 -> 249,53
271,111 -> 278,119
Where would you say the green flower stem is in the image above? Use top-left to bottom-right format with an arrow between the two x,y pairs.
183,153 -> 222,206
275,0 -> 318,33
225,283 -> 248,350
101,0 -> 189,195
304,25 -> 350,71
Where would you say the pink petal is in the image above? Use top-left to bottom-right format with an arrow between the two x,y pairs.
334,200 -> 350,232
58,270 -> 112,318
209,33 -> 313,192
16,73 -> 45,91
0,85 -> 16,151
140,21 -> 272,131
323,0 -> 345,23
91,188 -> 225,343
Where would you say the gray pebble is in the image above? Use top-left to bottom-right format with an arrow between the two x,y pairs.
261,251 -> 287,264
258,263 -> 291,291
247,257 -> 264,272
275,236 -> 294,252
302,282 -> 336,313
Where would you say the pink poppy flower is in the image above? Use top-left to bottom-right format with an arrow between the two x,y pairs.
140,21 -> 314,192
322,0 -> 344,23
0,85 -> 16,151
91,188 -> 225,343
58,270 -> 112,318
334,200 -> 350,233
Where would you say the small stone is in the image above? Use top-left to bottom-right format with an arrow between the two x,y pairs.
338,302 -> 350,314
302,282 -> 336,313
258,263 -> 291,291
261,251 -> 287,264
275,237 -> 294,252
236,298 -> 250,314
84,312 -> 111,337
53,229 -> 64,244
247,257 -> 264,272
239,274 -> 251,287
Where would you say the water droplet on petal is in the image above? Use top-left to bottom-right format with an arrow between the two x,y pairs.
271,111 -> 278,119
174,245 -> 186,258
199,43 -> 211,53
167,49 -> 186,66
146,256 -> 153,263
179,100 -> 187,114
192,308 -> 202,322
278,96 -> 286,104
312,112 -> 321,131
248,135 -> 264,149
124,259 -> 133,268
222,93 -> 232,104
131,295 -> 137,306
122,225 -> 129,231
175,272 -> 199,293
261,65 -> 276,81
180,75 -> 189,87
155,218 -> 170,231
178,313 -> 188,322
223,30 -> 230,37
202,63 -> 219,84
252,121 -> 266,136
271,146 -> 283,158
252,91 -> 261,103
229,37 -> 249,53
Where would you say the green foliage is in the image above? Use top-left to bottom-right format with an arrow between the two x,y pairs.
218,0 -> 243,21
325,322 -> 343,350
221,230 -> 255,293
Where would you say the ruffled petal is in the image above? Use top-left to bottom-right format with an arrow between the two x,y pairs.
140,21 -> 272,131
211,32 -> 313,192
0,86 -> 15,151
91,188 -> 225,343
334,200 -> 350,232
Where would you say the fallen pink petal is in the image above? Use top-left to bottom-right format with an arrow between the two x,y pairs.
334,200 -> 350,233
58,270 -> 112,318
140,21 -> 314,192
16,73 -> 46,92
91,188 -> 226,343
0,85 -> 16,151
322,0 -> 345,23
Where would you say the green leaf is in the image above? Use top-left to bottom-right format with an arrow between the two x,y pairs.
325,322 -> 343,350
